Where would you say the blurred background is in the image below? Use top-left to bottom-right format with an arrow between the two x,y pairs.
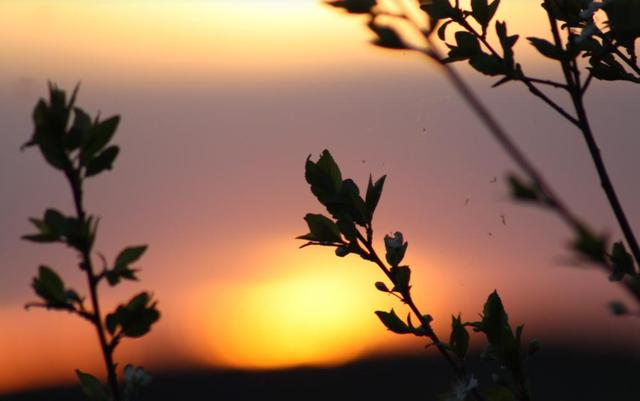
1,0 -> 639,399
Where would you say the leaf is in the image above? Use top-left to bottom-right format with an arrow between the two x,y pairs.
80,116 -> 120,165
368,22 -> 406,50
450,314 -> 470,359
76,370 -> 111,401
298,214 -> 342,244
472,0 -> 500,32
326,0 -> 376,14
420,0 -> 456,20
507,174 -> 541,202
85,146 -> 119,177
305,150 -> 343,207
477,290 -> 511,344
66,107 -> 92,150
375,281 -> 389,292
527,37 -> 563,60
105,292 -> 160,338
608,300 -> 629,316
115,245 -> 148,269
365,175 -> 386,220
375,309 -> 413,334
391,265 -> 411,295
495,21 -> 518,69
32,265 -> 67,306
572,225 -> 607,263
469,52 -> 507,76
608,241 -> 635,281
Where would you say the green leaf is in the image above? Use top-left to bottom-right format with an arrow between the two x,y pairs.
472,0 -> 500,32
368,22 -> 406,50
76,370 -> 111,401
572,225 -> 607,263
340,179 -> 368,226
608,300 -> 629,316
80,116 -> 120,165
105,292 -> 160,338
327,0 -> 376,14
477,290 -> 511,344
420,0 -> 457,20
507,174 -> 541,202
32,266 -> 67,307
298,214 -> 342,244
375,309 -> 413,334
365,175 -> 386,220
495,21 -> 518,69
527,37 -> 563,60
66,107 -> 92,150
85,146 -> 119,177
445,32 -> 481,62
608,241 -> 635,281
115,245 -> 148,269
391,265 -> 411,295
469,52 -> 506,76
305,150 -> 343,207
450,314 -> 470,359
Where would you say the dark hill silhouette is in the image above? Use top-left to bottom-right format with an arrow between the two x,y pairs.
3,347 -> 639,401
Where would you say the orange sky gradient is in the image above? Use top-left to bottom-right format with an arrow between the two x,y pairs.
1,0 -> 640,395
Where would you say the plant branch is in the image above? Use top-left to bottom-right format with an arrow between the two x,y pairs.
543,1 -> 640,267
65,170 -> 121,401
355,232 -> 487,401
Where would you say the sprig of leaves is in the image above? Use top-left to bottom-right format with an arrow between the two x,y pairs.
23,84 -> 159,401
300,150 -> 537,401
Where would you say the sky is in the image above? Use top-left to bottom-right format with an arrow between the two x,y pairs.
1,0 -> 639,395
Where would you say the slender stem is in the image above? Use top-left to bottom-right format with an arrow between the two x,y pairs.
66,171 -> 121,401
454,18 -> 580,127
543,2 -> 640,267
613,47 -> 640,76
355,232 -> 487,401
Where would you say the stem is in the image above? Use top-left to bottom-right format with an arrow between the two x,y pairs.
543,2 -> 640,267
356,233 -> 487,401
66,171 -> 121,401
455,18 -> 579,127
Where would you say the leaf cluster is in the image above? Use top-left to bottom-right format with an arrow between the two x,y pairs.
23,85 -> 159,401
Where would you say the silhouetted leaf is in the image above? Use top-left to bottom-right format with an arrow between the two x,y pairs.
420,0 -> 457,20
76,370 -> 111,401
609,241 -> 635,281
495,21 -> 518,69
450,314 -> 470,359
469,53 -> 507,76
32,266 -> 67,307
327,0 -> 376,14
368,22 -> 406,49
391,265 -> 411,295
608,300 -> 629,316
375,309 -> 413,334
105,292 -> 160,338
572,225 -> 607,263
507,174 -> 541,202
527,37 -> 563,60
298,214 -> 342,244
365,175 -> 386,220
85,146 -> 119,177
80,116 -> 120,165
375,281 -> 390,292
472,0 -> 500,32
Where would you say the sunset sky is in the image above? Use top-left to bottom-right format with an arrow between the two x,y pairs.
1,0 -> 639,395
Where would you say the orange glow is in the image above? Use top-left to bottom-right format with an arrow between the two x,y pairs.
185,243 -> 392,369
